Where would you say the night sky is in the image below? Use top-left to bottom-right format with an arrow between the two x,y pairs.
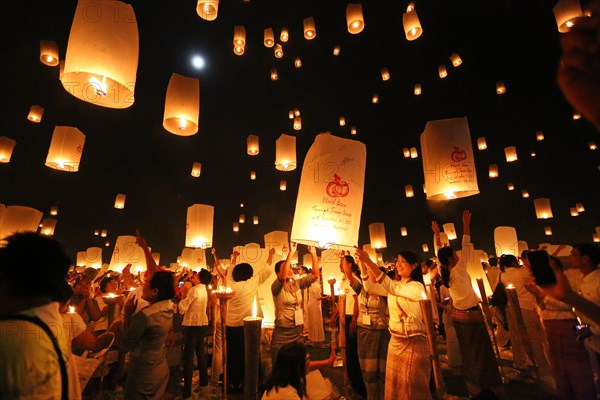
1,0 -> 599,265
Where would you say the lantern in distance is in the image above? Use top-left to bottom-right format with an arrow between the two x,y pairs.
191,162 -> 202,177
247,134 -> 259,155
507,183 -> 515,191
41,218 -> 57,236
544,227 -> 553,236
274,44 -> 283,58
553,0 -> 583,32
163,73 -> 199,136
239,214 -> 246,223
570,207 -> 579,216
489,164 -> 498,178
233,222 -> 239,232
264,27 -> 274,47
450,53 -> 462,67
270,68 -> 278,81
339,116 -> 346,126
504,146 -> 518,162
414,83 -> 422,95
403,9 -> 422,40
293,109 -> 301,117
294,57 -> 302,68
152,252 -> 160,265
410,147 -> 418,158
350,126 -> 357,135
94,229 -> 99,236
443,223 -> 457,240
50,206 -> 58,216
27,105 -> 44,123
405,185 -> 414,198
233,45 -> 244,56
105,241 -> 110,247
114,193 -> 126,209
521,189 -> 530,198
372,94 -> 379,103
494,226 -> 518,256
0,137 -> 17,163
496,81 -> 506,94
403,148 -> 410,158
280,28 -> 289,42
253,216 -> 259,225
589,142 -> 598,150
381,67 -> 390,81
101,229 -> 108,237
280,180 -> 287,191
477,137 -> 487,150
40,40 -> 59,66
534,198 -> 553,219
240,203 -> 244,208
438,65 -> 447,78
233,25 -> 246,47
303,17 -> 316,39
422,243 -> 429,252
536,131 -> 545,141
45,126 -> 85,172
573,111 -> 582,120
368,222 -> 387,249
185,204 -> 214,248
293,117 -> 302,130
531,151 -> 537,157
196,0 -> 219,20
275,134 -> 296,171
576,203 -> 585,212
401,227 -> 408,236
346,4 -> 364,34
61,0 -> 138,109
250,171 -> 256,180
593,233 -> 599,243
333,45 -> 341,56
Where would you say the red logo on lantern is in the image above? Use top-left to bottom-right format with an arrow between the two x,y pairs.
76,144 -> 83,153
450,146 -> 467,162
326,174 -> 349,198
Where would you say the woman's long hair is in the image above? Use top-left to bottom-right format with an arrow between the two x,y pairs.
398,250 -> 424,285
263,342 -> 307,398
437,246 -> 453,288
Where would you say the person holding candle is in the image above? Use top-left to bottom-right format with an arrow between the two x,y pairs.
271,243 -> 319,364
355,246 -> 432,399
434,210 -> 504,398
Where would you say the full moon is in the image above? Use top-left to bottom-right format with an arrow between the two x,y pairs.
191,55 -> 205,69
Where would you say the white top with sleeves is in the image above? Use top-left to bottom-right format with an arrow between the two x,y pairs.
500,266 -> 537,310
449,235 -> 480,310
341,273 -> 361,315
227,265 -> 273,326
272,274 -> 315,328
178,283 -> 209,326
579,268 -> 600,353
364,274 -> 426,338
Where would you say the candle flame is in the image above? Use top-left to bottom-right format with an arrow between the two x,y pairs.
506,283 -> 514,289
421,291 -> 427,300
68,306 -> 76,314
252,296 -> 257,318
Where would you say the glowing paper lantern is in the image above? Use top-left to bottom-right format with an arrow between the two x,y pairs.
0,137 -> 17,163
270,68 -> 278,81
61,0 -> 138,108
253,216 -> 259,225
570,208 -> 579,216
339,116 -> 346,126
401,227 -> 408,236
545,227 -> 553,236
369,223 -> 387,249
496,81 -> 506,94
280,180 -> 287,191
438,65 -> 447,78
264,231 -> 289,255
185,204 -> 214,248
521,189 -> 530,198
410,147 -> 418,158
94,229 -> 99,236
196,0 -> 219,20
443,223 -> 457,240
233,25 -> 246,55
45,126 -> 85,172
507,183 -> 514,191
294,57 -> 302,68
303,254 -> 313,268
405,185 -> 414,198
264,28 -> 274,47
101,229 -> 108,237
247,135 -> 259,155
191,162 -> 202,177
41,218 -> 57,236
114,193 -> 126,209
274,44 -> 283,58
191,248 -> 207,270
40,40 -> 59,66
50,207 -> 58,216
576,203 -> 585,212
350,127 -> 357,135
152,252 -> 160,265
293,109 -> 301,117
494,226 -> 518,256
534,198 -> 553,219
239,214 -> 246,223
293,117 -> 302,130
346,4 -> 365,34
109,235 -> 146,272
477,137 -> 487,150
163,73 -> 200,136
403,148 -> 410,158
250,171 -> 256,180
381,68 -> 390,81
291,133 -> 366,249
421,117 -> 480,200
504,146 -> 518,162
233,222 -> 239,232
489,164 -> 498,178
422,243 -> 429,252
403,8 -> 422,40
333,45 -> 341,56
573,111 -> 581,120
280,28 -> 289,42
450,53 -> 462,67
589,142 -> 597,150
414,83 -> 422,95
303,17 -> 316,39
372,94 -> 379,103
27,105 -> 44,123
593,234 -> 599,243
553,0 -> 583,32
536,131 -> 545,141
0,206 -> 43,240
275,134 -> 296,171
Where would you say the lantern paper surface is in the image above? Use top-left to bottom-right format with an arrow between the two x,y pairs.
50,207 -> 58,216
196,0 -> 219,21
0,137 -> 17,163
40,40 -> 59,66
151,252 -> 160,265
433,232 -> 450,255
264,231 -> 289,256
489,164 -> 498,178
233,222 -> 239,232
438,65 -> 447,78
61,0 -> 138,108
275,134 -> 296,171
303,17 -> 316,39
553,0 -> 583,32
401,227 -> 408,236
274,44 -> 283,58
27,105 -> 44,122
369,223 -> 387,249
280,28 -> 289,42
420,117 -> 479,200
253,216 -> 259,224
84,247 -> 103,268
163,73 -> 200,136
403,10 -> 422,40
494,226 -> 518,256
517,241 -> 529,256
264,28 -> 274,47
534,198 -> 553,219
191,248 -> 207,270
291,133 -> 366,249
109,235 -> 146,272
41,218 -> 57,236
405,185 -> 414,197
0,206 -> 43,240
270,68 -> 278,80
45,126 -> 85,172
450,53 -> 462,67
346,4 -> 365,34
186,204 -> 214,248
114,193 -> 126,209
504,146 -> 518,162
280,180 -> 287,191
191,162 -> 201,177
443,223 -> 457,240
293,117 -> 302,130
247,135 -> 259,155
477,137 -> 487,150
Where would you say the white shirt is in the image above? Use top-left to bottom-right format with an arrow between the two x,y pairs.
227,265 -> 273,326
341,273 -> 361,315
178,283 -> 209,326
449,235 -> 480,310
501,266 -> 537,310
579,268 -> 600,352
61,311 -> 88,349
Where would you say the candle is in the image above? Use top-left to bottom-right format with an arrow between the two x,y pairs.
215,288 -> 236,399
505,284 -> 539,378
419,292 -> 446,397
338,293 -> 346,348
68,305 -> 76,314
243,296 -> 262,399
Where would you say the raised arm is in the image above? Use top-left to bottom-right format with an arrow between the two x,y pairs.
277,242 -> 297,281
354,247 -> 382,284
136,229 -> 158,277
462,210 -> 471,237
308,246 -> 319,281
432,221 -> 443,249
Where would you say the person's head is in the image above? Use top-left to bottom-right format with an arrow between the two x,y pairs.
232,262 -> 254,282
265,342 -> 307,398
0,232 -> 71,303
394,250 -> 423,284
570,243 -> 600,271
340,255 -> 359,276
198,268 -> 212,285
299,266 -> 309,275
142,271 -> 175,302
99,275 -> 118,294
437,246 -> 458,268
274,260 -> 294,279
488,257 -> 498,267
74,276 -> 93,296
55,281 -> 74,312
499,254 -> 519,269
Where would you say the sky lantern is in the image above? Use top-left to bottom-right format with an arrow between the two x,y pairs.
293,117 -> 302,130
369,222 -> 387,249
239,214 -> 246,223
247,135 -> 259,155
264,231 -> 289,255
504,146 -> 518,162
253,216 -> 259,225
488,164 -> 498,178
477,137 -> 487,150
41,218 -> 57,236
521,189 -> 530,198
575,202 -> 585,212
593,233 -> 599,243
339,116 -> 346,126
185,204 -> 214,248
293,109 -> 301,117
372,94 -> 379,103
274,44 -> 283,58
0,206 -> 43,240
589,142 -> 597,150
163,73 -> 199,136
40,40 -> 59,66
494,226 -> 518,256
450,53 -> 462,67
0,137 -> 16,163
61,0 -> 138,109
233,25 -> 246,55
496,81 -> 506,94
403,147 -> 410,158
346,4 -> 365,34
280,180 -> 287,191
151,252 -> 160,265
333,45 -> 341,56
573,111 -> 582,120
421,117 -> 480,200
27,105 -> 44,122
50,207 -> 58,216
109,235 -> 147,272
280,28 -> 289,42
101,229 -> 107,237
45,126 -> 85,172
534,198 -> 553,219
443,223 -> 457,240
233,222 -> 239,232
507,183 -> 514,191
553,0 -> 583,32
275,134 -> 296,171
264,28 -> 274,47
410,147 -> 418,158
350,126 -> 357,135
196,0 -> 219,21
438,65 -> 447,78
401,227 -> 408,236
403,5 -> 423,40
250,171 -> 256,180
114,193 -> 126,209
303,17 -> 316,39
294,57 -> 302,68
422,243 -> 429,252
544,227 -> 553,236
405,185 -> 414,198
270,68 -> 278,81
191,162 -> 202,177
536,131 -> 545,141
414,83 -> 422,95
570,208 -> 579,216
381,67 -> 390,81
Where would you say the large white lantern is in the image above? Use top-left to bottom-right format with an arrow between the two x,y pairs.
1,206 -> 43,240
275,134 -> 296,171
163,73 -> 200,136
45,126 -> 85,172
553,0 -> 583,32
109,235 -> 146,272
420,117 -> 479,200
346,4 -> 365,34
443,223 -> 457,240
0,137 -> 17,163
186,204 -> 214,248
264,231 -> 289,256
61,0 -> 139,108
196,0 -> 219,21
494,226 -> 518,256
369,223 -> 387,249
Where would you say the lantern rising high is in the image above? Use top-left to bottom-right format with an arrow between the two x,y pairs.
41,218 -> 57,236
274,44 -> 283,58
191,162 -> 202,177
0,137 -> 17,163
403,6 -> 423,40
553,0 -> 583,32
346,4 -> 365,34
303,17 -> 316,39
186,204 -> 214,248
450,53 -> 462,67
534,198 -> 553,219
45,126 -> 85,172
270,68 -> 278,81
233,25 -> 246,55
381,68 -> 390,81
504,146 -> 518,162
368,222 -> 387,249
443,223 -> 457,240
275,134 -> 297,171
438,65 -> 448,78
247,135 -> 259,155
264,28 -> 274,47
293,117 -> 302,131
494,226 -> 518,256
40,40 -> 59,66
27,105 -> 44,123
489,164 -> 498,178
477,137 -> 487,150
196,0 -> 219,21
61,0 -> 139,109
1,206 -> 43,241
114,194 -> 126,209
280,28 -> 289,42
163,73 -> 200,136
